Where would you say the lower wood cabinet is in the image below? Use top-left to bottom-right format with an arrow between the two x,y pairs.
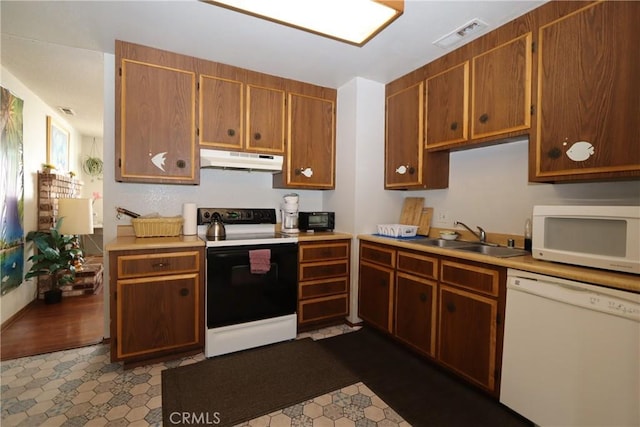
297,239 -> 350,328
109,246 -> 204,365
357,241 -> 506,396
358,243 -> 396,333
394,251 -> 438,358
395,272 -> 437,357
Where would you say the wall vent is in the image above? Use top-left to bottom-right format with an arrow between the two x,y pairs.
433,18 -> 488,49
58,106 -> 75,116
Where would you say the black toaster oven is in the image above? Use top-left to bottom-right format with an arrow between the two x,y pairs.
298,212 -> 335,232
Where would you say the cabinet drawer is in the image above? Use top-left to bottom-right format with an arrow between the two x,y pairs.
397,251 -> 438,280
360,243 -> 396,268
298,294 -> 348,325
299,260 -> 348,281
299,277 -> 348,300
440,260 -> 500,297
300,241 -> 349,262
117,251 -> 200,279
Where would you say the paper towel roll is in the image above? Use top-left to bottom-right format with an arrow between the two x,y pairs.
182,203 -> 197,235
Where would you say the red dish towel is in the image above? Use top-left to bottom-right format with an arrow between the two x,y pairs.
249,249 -> 271,274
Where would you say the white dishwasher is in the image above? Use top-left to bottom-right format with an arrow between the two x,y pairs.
500,269 -> 640,427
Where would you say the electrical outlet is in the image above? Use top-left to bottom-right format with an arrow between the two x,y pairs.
434,211 -> 450,226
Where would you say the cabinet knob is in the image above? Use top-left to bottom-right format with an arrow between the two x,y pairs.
151,262 -> 169,268
176,160 -> 186,169
446,301 -> 456,312
547,147 -> 562,159
395,165 -> 414,175
254,132 -> 261,140
379,279 -> 387,287
479,114 -> 489,123
227,129 -> 235,137
419,293 -> 428,302
450,122 -> 458,131
180,288 -> 189,297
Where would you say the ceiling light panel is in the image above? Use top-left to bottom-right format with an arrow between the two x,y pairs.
204,0 -> 404,46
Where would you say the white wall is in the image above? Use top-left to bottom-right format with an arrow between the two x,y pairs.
327,77 -> 405,323
1,67 -> 83,324
417,139 -> 640,235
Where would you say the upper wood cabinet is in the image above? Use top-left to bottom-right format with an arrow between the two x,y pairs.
425,62 -> 469,149
116,41 -> 198,185
471,32 -> 532,140
386,82 -> 449,189
273,90 -> 336,189
423,33 -> 532,152
532,1 -> 640,182
199,70 -> 286,154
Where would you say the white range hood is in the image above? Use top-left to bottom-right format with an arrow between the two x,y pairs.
200,148 -> 283,172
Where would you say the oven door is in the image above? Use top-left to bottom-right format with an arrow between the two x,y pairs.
206,242 -> 298,329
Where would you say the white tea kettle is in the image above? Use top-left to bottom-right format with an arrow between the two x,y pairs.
206,212 -> 226,239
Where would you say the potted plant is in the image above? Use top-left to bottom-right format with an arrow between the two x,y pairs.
25,218 -> 81,304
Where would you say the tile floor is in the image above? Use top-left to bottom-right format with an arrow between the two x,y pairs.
1,325 -> 409,427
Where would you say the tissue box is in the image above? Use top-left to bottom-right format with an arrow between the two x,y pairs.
377,224 -> 419,238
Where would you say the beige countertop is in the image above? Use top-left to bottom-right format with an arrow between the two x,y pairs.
105,234 -> 205,251
358,234 -> 639,294
297,231 -> 353,241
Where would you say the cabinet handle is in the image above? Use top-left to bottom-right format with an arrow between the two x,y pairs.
295,167 -> 314,178
479,114 -> 489,123
254,132 -> 261,140
450,122 -> 458,131
176,159 -> 186,169
227,129 -> 235,136
446,301 -> 456,312
378,279 -> 387,287
151,262 -> 169,268
408,166 -> 415,175
419,293 -> 427,302
180,288 -> 189,297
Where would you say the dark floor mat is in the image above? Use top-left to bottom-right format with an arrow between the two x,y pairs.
318,327 -> 532,427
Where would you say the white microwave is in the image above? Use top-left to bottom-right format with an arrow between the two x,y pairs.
532,205 -> 640,274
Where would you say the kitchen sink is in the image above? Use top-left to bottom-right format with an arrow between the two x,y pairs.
453,244 -> 529,258
411,238 -> 529,258
412,238 -> 477,248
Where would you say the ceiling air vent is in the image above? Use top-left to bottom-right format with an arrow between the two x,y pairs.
433,18 -> 488,49
58,106 -> 75,116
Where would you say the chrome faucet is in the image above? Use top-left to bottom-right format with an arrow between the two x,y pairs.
454,221 -> 487,243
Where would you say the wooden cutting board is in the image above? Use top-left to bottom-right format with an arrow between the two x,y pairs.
417,207 -> 434,236
399,197 -> 424,225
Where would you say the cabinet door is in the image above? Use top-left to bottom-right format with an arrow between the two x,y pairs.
471,32 -> 532,140
426,62 -> 469,149
385,82 -> 424,188
438,285 -> 498,392
117,51 -> 197,184
246,84 -> 285,154
116,274 -> 200,359
285,92 -> 335,189
394,272 -> 436,357
199,75 -> 244,150
534,1 -> 640,181
358,260 -> 394,333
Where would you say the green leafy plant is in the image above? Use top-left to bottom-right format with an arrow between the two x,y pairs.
25,218 -> 81,289
82,156 -> 103,178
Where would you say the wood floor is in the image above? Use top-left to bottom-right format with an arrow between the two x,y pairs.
0,291 -> 105,361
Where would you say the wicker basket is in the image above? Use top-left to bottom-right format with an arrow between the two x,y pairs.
131,216 -> 184,237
